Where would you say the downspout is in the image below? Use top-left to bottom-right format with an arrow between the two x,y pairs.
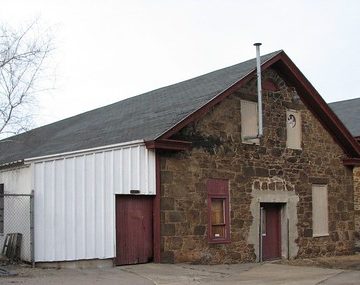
254,42 -> 263,138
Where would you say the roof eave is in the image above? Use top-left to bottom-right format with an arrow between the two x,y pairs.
343,158 -> 360,166
145,139 -> 192,151
0,160 -> 25,170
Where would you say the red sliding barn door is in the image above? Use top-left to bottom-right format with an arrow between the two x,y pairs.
115,195 -> 153,265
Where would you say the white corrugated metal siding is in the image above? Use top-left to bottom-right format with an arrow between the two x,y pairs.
33,144 -> 156,262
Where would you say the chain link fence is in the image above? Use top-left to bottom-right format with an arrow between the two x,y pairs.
0,191 -> 34,265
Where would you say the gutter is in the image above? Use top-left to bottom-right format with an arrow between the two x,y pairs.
23,139 -> 145,163
0,160 -> 25,170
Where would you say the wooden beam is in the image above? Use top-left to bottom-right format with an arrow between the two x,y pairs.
145,139 -> 192,151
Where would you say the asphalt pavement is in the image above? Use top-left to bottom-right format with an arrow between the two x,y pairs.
1,262 -> 360,284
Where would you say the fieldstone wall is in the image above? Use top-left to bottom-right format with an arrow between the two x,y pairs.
159,68 -> 354,264
354,166 -> 360,247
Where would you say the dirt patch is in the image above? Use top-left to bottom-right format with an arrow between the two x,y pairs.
278,254 -> 360,270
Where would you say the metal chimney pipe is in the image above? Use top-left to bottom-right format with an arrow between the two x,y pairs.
254,43 -> 263,138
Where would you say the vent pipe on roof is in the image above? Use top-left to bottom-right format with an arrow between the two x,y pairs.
254,42 -> 263,138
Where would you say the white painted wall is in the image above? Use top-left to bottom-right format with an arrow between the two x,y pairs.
0,166 -> 32,262
32,143 -> 156,262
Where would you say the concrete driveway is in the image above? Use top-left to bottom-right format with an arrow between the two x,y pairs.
1,263 -> 360,284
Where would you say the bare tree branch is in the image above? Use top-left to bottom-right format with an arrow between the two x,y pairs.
0,20 -> 53,137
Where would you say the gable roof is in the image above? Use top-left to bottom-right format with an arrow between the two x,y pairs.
0,50 -> 359,166
329,98 -> 360,137
0,51 -> 281,165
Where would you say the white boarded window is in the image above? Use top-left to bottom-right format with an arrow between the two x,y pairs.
312,184 -> 329,237
286,110 -> 301,149
241,100 -> 259,144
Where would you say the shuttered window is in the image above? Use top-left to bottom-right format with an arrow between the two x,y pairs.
0,184 -> 3,234
207,179 -> 230,243
312,184 -> 329,237
241,100 -> 259,144
286,109 -> 301,149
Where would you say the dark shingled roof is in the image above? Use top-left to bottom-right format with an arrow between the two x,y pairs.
0,50 -> 281,165
329,98 -> 360,137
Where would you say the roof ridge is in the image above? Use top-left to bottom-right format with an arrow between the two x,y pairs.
329,97 -> 360,104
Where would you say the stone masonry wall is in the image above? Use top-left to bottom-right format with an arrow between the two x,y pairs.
159,68 -> 354,264
354,167 -> 360,243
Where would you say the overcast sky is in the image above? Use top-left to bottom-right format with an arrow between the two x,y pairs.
1,0 -> 359,127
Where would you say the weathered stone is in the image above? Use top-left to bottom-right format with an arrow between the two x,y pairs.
161,224 -> 175,236
255,167 -> 268,177
194,225 -> 206,235
304,229 -> 313,237
161,251 -> 175,263
243,166 -> 255,177
271,148 -> 282,157
253,181 -> 260,190
167,211 -> 184,223
161,171 -> 173,184
286,156 -> 297,163
337,201 -> 344,211
167,237 -> 183,250
161,197 -> 175,210
159,68 -> 354,264
354,167 -> 360,235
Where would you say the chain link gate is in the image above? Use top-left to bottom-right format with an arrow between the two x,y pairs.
0,188 -> 34,266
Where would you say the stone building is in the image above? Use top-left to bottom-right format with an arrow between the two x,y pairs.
157,56 -> 360,263
330,98 -> 360,249
0,50 -> 359,266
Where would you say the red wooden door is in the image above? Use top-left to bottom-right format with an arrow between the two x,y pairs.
261,204 -> 281,261
115,195 -> 153,265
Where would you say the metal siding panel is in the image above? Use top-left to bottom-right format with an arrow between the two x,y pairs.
44,161 -> 55,261
54,159 -> 66,261
74,156 -> 86,259
65,157 -> 76,260
33,143 -> 154,262
85,154 -> 96,259
34,163 -> 45,261
104,151 -> 113,258
119,148 -> 124,194
148,150 -> 156,194
123,148 -> 130,194
144,146 -> 148,193
140,146 -> 146,192
113,149 -> 120,194
131,146 -> 138,191
95,152 -> 105,257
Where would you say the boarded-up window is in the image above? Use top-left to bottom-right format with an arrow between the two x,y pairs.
0,184 -> 3,234
241,100 -> 259,144
207,179 -> 230,243
286,110 -> 301,149
312,184 -> 329,237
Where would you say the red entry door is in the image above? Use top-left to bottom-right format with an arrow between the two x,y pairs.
115,195 -> 153,265
261,203 -> 282,261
